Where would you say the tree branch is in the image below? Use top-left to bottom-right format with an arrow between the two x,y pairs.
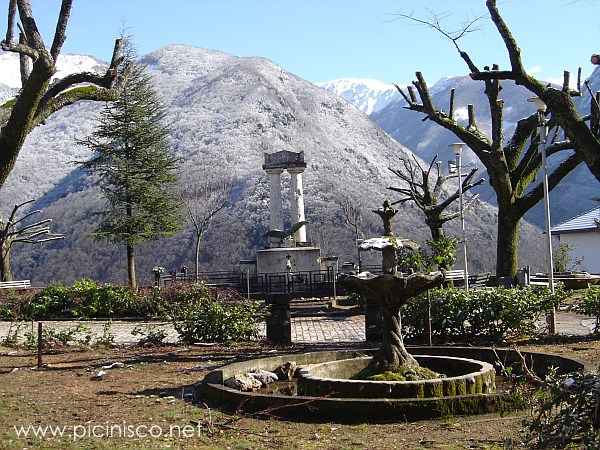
0,36 -> 38,60
504,113 -> 538,170
50,0 -> 73,60
38,38 -> 124,114
486,0 -> 525,78
33,86 -> 119,127
3,0 -> 16,45
18,31 -> 32,85
517,152 -> 583,214
15,0 -> 47,54
396,11 -> 481,73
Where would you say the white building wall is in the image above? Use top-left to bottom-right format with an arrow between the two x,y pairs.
560,232 -> 600,274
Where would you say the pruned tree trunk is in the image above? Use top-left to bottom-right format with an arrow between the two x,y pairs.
127,243 -> 136,290
389,155 -> 483,247
496,203 -> 520,278
425,216 -> 444,242
195,233 -> 201,282
1,242 -> 12,282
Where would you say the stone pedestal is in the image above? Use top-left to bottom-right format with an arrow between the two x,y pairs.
256,247 -> 321,275
365,303 -> 383,342
266,295 -> 291,344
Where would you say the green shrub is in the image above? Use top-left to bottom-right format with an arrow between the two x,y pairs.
402,286 -> 567,343
170,283 -> 265,344
21,324 -> 91,350
131,324 -> 169,346
576,287 -> 600,333
524,370 -> 600,449
24,283 -> 72,318
396,236 -> 458,272
0,289 -> 36,320
426,236 -> 458,271
69,279 -> 138,318
22,279 -> 144,319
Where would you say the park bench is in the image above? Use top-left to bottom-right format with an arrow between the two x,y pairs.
0,280 -> 31,289
442,270 -> 490,289
443,269 -> 467,287
469,272 -> 491,289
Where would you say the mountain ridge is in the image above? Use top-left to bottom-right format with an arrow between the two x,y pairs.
1,45 -> 546,284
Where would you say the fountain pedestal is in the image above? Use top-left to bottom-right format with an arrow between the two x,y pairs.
266,295 -> 291,344
365,303 -> 383,341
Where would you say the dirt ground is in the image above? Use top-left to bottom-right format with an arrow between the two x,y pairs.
0,339 -> 598,450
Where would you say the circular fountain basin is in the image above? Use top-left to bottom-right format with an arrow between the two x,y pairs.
297,355 -> 496,399
196,347 -> 585,421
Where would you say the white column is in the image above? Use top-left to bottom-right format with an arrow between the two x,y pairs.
289,168 -> 306,243
267,169 -> 284,233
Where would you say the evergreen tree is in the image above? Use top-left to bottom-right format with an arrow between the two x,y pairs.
81,47 -> 181,289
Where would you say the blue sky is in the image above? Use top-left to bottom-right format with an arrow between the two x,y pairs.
31,0 -> 600,85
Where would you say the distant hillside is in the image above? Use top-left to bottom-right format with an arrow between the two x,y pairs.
1,46 -> 546,284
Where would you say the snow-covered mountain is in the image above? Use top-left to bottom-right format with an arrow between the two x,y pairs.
0,52 -> 106,89
2,45 -> 547,283
316,78 -> 400,115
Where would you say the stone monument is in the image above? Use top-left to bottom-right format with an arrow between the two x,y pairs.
256,151 -> 321,275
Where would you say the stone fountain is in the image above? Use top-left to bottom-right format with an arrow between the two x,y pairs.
196,200 -> 585,421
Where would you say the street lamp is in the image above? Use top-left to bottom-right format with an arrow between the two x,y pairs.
449,142 -> 469,291
528,97 -> 557,334
320,256 -> 339,305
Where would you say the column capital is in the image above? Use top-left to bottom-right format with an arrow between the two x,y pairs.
265,168 -> 284,175
287,167 -> 305,175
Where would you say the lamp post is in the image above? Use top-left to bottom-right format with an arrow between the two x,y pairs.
528,97 -> 557,335
321,256 -> 339,305
449,143 -> 469,291
356,238 -> 364,273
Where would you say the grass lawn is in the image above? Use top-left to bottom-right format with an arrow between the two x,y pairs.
0,339 -> 598,449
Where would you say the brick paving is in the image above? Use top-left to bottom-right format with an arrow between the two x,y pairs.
0,311 -> 594,345
291,316 -> 365,343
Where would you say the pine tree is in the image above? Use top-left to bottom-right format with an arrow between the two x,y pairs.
81,46 -> 181,289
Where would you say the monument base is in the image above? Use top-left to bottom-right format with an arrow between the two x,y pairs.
256,247 -> 321,275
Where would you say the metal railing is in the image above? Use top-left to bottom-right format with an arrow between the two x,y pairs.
160,268 -> 342,299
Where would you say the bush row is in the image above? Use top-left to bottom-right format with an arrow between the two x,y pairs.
0,279 -> 163,320
575,286 -> 600,333
0,280 -> 265,344
401,286 -> 568,343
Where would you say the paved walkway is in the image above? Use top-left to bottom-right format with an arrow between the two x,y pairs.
0,312 -> 594,345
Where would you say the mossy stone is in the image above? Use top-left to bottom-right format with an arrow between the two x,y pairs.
443,379 -> 457,396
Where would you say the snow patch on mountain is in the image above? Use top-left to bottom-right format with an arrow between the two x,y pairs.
0,51 -> 106,88
316,78 -> 400,115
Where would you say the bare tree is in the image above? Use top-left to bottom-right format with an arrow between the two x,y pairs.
470,0 -> 600,183
181,177 -> 233,281
0,199 -> 63,281
396,9 -> 583,277
388,154 -> 484,241
340,197 -> 365,270
0,0 -> 125,189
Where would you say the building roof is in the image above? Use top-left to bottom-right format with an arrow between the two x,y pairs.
551,206 -> 600,235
